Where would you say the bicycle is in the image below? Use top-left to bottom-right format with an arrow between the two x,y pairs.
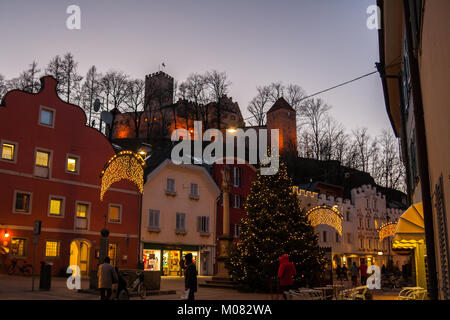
119,271 -> 146,299
7,259 -> 33,276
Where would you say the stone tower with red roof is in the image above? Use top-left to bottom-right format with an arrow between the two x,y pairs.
266,97 -> 297,153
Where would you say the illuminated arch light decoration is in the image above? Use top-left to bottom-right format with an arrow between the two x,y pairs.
100,150 -> 146,201
305,205 -> 343,235
378,221 -> 397,241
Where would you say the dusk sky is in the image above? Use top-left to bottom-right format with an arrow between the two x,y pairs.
0,0 -> 390,137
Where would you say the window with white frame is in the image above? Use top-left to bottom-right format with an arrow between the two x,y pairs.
176,213 -> 186,232
190,183 -> 199,198
14,191 -> 32,214
148,209 -> 160,229
166,178 -> 175,194
234,224 -> 241,238
34,149 -> 51,178
109,204 -> 121,223
39,107 -> 54,127
197,216 -> 210,233
234,194 -> 241,208
48,196 -> 64,217
1,141 -> 17,162
75,202 -> 89,230
233,167 -> 241,187
66,154 -> 80,174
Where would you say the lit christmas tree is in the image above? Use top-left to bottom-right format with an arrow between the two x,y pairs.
227,161 -> 327,290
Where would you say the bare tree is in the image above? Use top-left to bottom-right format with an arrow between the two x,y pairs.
268,82 -> 284,102
205,70 -> 231,130
178,73 -> 210,130
285,84 -> 306,111
20,61 -> 41,93
61,53 -> 83,103
351,127 -> 376,172
45,55 -> 65,97
80,66 -> 102,127
298,98 -> 331,160
377,130 -> 405,190
0,74 -> 7,101
124,79 -> 146,138
247,85 -> 271,126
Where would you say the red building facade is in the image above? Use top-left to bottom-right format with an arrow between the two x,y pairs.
212,160 -> 257,272
0,77 -> 141,277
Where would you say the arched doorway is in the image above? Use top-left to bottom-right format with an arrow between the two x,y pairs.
69,239 -> 91,278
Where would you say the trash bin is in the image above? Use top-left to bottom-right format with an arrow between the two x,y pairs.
39,261 -> 51,291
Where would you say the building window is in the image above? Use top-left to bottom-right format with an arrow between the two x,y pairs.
13,191 -> 32,214
48,196 -> 64,217
346,212 -> 351,222
34,149 -> 51,178
360,238 -> 364,249
108,243 -> 118,266
323,231 -> 327,243
1,141 -> 17,162
108,204 -> 121,223
75,202 -> 89,230
39,107 -> 54,127
10,238 -> 27,256
45,240 -> 60,257
234,224 -> 241,238
166,178 -> 176,194
367,218 -> 371,229
335,233 -> 340,243
176,213 -> 186,232
359,217 -> 363,228
233,167 -> 241,187
148,209 -> 160,229
368,239 -> 372,249
346,233 -> 352,244
66,155 -> 80,174
234,195 -> 241,208
190,183 -> 199,198
197,216 -> 210,233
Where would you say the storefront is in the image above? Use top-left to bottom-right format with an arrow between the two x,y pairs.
142,243 -> 202,276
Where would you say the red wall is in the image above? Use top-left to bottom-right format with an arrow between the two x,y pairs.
0,77 -> 140,275
212,160 -> 257,273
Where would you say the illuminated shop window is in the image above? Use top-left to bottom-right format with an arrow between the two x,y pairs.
45,240 -> 60,257
11,238 -> 26,256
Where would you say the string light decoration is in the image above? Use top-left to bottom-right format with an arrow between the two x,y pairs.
378,221 -> 397,241
100,150 -> 146,201
226,162 -> 327,289
305,205 -> 344,235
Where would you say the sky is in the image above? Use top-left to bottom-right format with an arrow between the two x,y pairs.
0,0 -> 391,137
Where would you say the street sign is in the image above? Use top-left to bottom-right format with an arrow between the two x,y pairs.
33,220 -> 41,235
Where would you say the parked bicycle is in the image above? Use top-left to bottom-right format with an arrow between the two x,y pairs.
116,271 -> 146,299
7,259 -> 33,276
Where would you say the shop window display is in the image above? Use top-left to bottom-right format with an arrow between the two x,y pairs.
143,249 -> 161,271
163,250 -> 181,276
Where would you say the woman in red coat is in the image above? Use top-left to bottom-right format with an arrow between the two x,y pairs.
278,254 -> 296,300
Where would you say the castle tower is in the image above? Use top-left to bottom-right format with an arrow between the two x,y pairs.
144,71 -> 174,111
266,97 -> 297,153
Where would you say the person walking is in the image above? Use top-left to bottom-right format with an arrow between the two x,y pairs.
336,264 -> 342,282
341,264 -> 348,281
114,267 -> 129,300
277,254 -> 296,300
98,257 -> 118,300
184,253 -> 197,301
359,261 -> 368,285
179,257 -> 185,277
350,262 -> 358,287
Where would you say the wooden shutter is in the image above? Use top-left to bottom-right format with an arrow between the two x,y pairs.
206,217 -> 210,233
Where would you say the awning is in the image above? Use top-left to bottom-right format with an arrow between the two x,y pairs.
393,203 -> 425,249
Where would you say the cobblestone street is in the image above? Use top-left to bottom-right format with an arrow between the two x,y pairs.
0,274 -> 399,300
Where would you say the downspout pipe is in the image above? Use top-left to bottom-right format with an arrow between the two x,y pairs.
403,0 -> 438,300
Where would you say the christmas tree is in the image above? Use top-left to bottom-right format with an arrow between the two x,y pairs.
227,161 -> 327,290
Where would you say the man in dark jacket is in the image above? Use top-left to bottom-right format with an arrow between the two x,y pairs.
184,253 -> 197,300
